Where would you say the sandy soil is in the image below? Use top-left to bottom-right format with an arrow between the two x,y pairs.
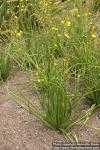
0,70 -> 100,150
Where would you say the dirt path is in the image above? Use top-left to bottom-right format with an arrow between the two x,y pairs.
0,71 -> 100,150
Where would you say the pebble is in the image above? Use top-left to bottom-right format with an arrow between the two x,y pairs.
97,113 -> 100,119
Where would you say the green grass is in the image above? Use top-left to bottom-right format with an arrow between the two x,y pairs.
0,0 -> 100,138
0,49 -> 11,81
84,63 -> 100,106
8,55 -> 95,134
92,0 -> 100,12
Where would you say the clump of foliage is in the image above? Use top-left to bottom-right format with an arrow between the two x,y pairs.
62,1 -> 100,107
84,57 -> 100,106
92,0 -> 100,12
3,0 -> 99,139
0,0 -> 7,27
0,50 -> 11,81
9,55 -> 95,135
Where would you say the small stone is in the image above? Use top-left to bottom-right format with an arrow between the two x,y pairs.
16,146 -> 19,150
98,113 -> 100,119
81,132 -> 84,136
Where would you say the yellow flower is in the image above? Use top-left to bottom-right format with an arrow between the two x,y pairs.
84,12 -> 91,17
54,62 -> 57,66
37,79 -> 41,83
88,12 -> 91,16
70,8 -> 78,14
92,26 -> 95,31
21,8 -> 24,11
21,5 -> 25,9
64,33 -> 70,39
61,20 -> 65,24
45,2 -> 48,6
58,34 -> 61,37
16,32 -> 21,38
52,27 -> 58,31
74,8 -> 78,12
14,15 -> 18,19
55,44 -> 57,47
84,13 -> 88,16
37,78 -> 44,83
16,30 -> 22,38
77,14 -> 80,18
91,33 -> 96,38
67,21 -> 71,27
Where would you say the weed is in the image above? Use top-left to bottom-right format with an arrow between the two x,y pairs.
0,49 -> 11,81
8,55 -> 95,134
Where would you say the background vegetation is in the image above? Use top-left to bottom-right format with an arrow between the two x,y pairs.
0,0 -> 100,138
